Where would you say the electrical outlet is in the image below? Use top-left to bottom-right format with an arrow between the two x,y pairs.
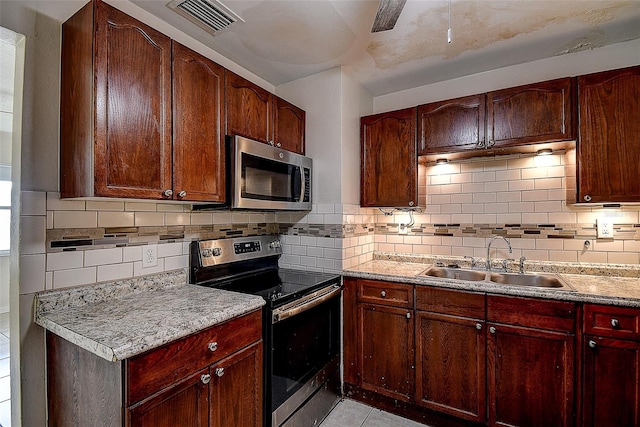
596,219 -> 614,238
142,244 -> 158,268
398,223 -> 408,235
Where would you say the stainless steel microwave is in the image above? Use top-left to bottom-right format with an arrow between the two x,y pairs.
229,135 -> 312,211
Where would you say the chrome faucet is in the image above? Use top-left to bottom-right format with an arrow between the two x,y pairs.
486,236 -> 513,272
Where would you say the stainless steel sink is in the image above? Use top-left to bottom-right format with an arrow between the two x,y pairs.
422,266 -> 487,281
421,265 -> 575,291
489,272 -> 574,290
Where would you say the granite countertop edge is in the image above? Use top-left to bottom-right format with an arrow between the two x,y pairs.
34,270 -> 266,362
343,261 -> 640,308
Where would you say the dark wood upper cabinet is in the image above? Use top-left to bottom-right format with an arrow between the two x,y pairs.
225,71 -> 274,144
487,77 -> 575,148
172,42 -> 225,203
274,96 -> 306,154
61,0 -> 172,199
361,107 -> 417,207
577,65 -> 640,203
418,94 -> 486,154
60,0 -> 226,202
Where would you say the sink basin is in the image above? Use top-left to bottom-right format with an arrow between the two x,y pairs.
489,272 -> 573,290
422,266 -> 487,282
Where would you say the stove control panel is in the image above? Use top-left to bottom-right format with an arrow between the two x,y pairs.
234,241 -> 261,254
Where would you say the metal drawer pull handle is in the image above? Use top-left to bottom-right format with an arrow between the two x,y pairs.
163,189 -> 173,197
588,340 -> 597,348
489,326 -> 496,334
611,318 -> 620,328
208,342 -> 218,352
476,323 -> 482,330
381,290 -> 386,297
201,374 -> 211,384
178,190 -> 187,198
215,367 -> 224,377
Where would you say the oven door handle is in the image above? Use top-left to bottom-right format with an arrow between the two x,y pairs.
272,284 -> 341,324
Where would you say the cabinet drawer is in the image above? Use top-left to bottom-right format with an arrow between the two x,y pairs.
416,286 -> 485,318
357,279 -> 413,308
584,304 -> 640,340
126,309 -> 261,404
487,295 -> 575,333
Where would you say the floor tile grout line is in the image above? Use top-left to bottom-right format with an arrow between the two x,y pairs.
359,406 -> 374,427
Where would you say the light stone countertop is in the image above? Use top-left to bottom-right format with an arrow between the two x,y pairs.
344,259 -> 640,308
35,270 -> 265,362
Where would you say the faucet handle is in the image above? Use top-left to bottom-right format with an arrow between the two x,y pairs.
519,256 -> 527,274
464,255 -> 477,268
502,258 -> 514,272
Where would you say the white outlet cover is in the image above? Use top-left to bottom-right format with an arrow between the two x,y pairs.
596,219 -> 614,238
142,244 -> 158,268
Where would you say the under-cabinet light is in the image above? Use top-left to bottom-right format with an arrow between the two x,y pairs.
536,148 -> 553,156
436,158 -> 449,164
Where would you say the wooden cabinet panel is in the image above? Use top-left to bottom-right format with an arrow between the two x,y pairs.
582,336 -> 640,427
343,278 -> 359,386
128,369 -> 209,427
415,311 -> 486,422
225,71 -> 273,143
577,65 -> 640,203
357,279 -> 414,308
209,341 -> 263,427
172,42 -> 225,202
361,107 -> 417,207
94,1 -> 172,198
127,310 -> 261,405
487,323 -> 575,427
418,94 -> 486,154
274,96 -> 305,154
487,295 -> 575,333
487,78 -> 575,148
359,303 -> 414,401
415,286 -> 485,318
584,304 -> 640,340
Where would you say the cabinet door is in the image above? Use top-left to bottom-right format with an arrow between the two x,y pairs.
418,94 -> 486,154
172,42 -> 226,202
94,1 -> 172,199
128,368 -> 209,427
225,71 -> 273,143
358,303 -> 414,401
415,312 -> 486,423
361,108 -> 417,207
274,96 -> 305,154
577,65 -> 640,203
487,323 -> 575,427
582,336 -> 640,427
210,341 -> 263,427
487,78 -> 575,148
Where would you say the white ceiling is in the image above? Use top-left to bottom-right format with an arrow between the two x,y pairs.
130,0 -> 640,95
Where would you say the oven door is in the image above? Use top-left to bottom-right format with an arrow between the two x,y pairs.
268,284 -> 341,426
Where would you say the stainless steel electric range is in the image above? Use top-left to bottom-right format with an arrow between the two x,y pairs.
189,235 -> 342,427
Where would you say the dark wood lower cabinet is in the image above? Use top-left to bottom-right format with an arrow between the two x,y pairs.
582,336 -> 640,427
487,323 -> 575,427
416,312 -> 486,423
359,303 -> 414,401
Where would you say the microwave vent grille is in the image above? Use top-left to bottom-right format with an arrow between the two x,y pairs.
168,0 -> 243,35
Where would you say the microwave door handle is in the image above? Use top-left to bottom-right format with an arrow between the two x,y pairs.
299,167 -> 306,202
291,166 -> 303,202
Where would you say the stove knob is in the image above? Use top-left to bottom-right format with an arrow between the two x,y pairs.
212,247 -> 222,256
201,249 -> 213,258
269,240 -> 281,249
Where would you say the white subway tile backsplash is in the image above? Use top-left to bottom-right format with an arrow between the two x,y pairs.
165,213 -> 190,226
21,191 -> 46,216
164,255 -> 189,270
47,192 -> 85,211
125,202 -> 157,212
86,200 -> 125,211
97,263 -> 134,282
97,211 -> 135,228
53,267 -> 97,288
133,259 -> 165,277
47,251 -> 84,271
84,248 -> 123,267
54,211 -> 98,229
134,212 -> 165,227
123,246 -> 143,262
21,215 -> 46,255
158,242 -> 183,258
20,254 -> 46,294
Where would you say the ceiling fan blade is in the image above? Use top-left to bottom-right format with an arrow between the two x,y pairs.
371,0 -> 407,33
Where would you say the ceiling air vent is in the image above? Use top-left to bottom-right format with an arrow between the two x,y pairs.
168,0 -> 244,35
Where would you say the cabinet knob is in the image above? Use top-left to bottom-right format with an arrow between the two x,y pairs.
584,195 -> 592,202
588,340 -> 597,349
477,140 -> 486,149
489,326 -> 496,334
487,140 -> 495,148
611,318 -> 620,328
215,367 -> 225,377
476,323 -> 482,330
276,142 -> 281,148
178,190 -> 187,198
201,374 -> 211,384
208,342 -> 218,352
268,140 -> 275,146
380,290 -> 386,298
163,189 -> 173,197
406,312 -> 411,319
409,201 -> 415,207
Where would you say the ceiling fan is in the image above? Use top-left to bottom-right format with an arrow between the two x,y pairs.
371,0 -> 407,32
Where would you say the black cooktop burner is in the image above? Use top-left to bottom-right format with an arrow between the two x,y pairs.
202,268 -> 341,308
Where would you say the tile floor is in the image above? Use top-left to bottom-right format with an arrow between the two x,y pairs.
0,311 -> 9,427
320,398 -> 429,427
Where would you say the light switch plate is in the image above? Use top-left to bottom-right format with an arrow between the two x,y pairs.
596,219 -> 614,238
